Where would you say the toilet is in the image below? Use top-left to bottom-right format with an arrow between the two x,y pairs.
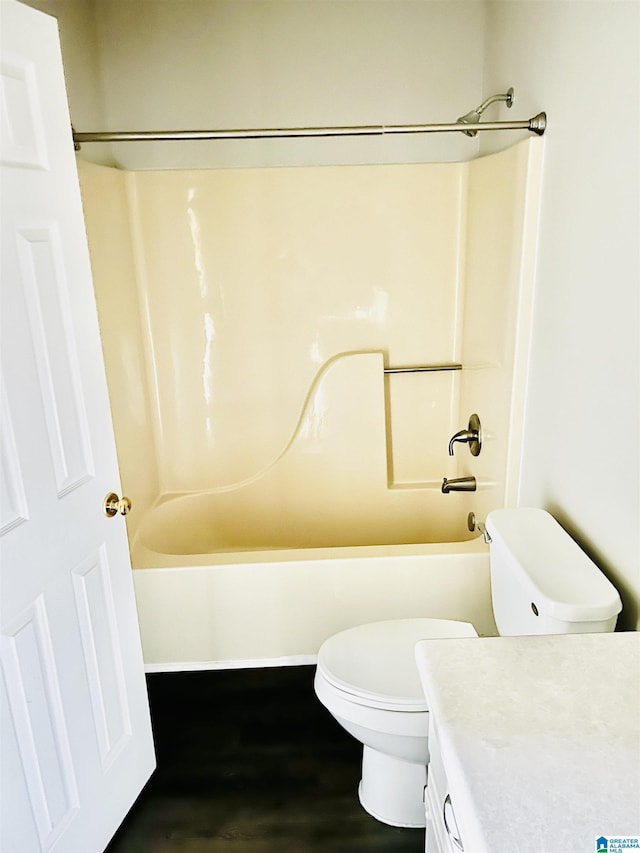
313,508 -> 623,828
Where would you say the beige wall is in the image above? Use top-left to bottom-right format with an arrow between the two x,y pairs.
78,144 -> 540,555
482,1 -> 640,630
126,162 -> 465,493
460,138 -> 543,521
77,161 -> 159,540
23,0 -> 639,625
44,0 -> 486,168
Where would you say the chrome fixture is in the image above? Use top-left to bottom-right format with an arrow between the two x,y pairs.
442,476 -> 476,493
443,794 -> 464,852
72,88 -> 547,149
467,511 -> 492,543
384,362 -> 462,374
457,88 -> 514,137
448,414 -> 482,456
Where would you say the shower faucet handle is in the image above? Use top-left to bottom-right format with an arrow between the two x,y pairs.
448,414 -> 482,456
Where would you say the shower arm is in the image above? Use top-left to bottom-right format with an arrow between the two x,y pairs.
71,88 -> 546,147
456,88 -> 515,137
475,88 -> 514,117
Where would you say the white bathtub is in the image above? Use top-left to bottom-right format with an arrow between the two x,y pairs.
131,493 -> 496,672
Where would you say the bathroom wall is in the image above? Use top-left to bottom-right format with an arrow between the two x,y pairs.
77,161 -> 159,539
458,138 -> 543,523
125,162 -> 465,495
25,0 -> 542,555
23,0 -> 638,622
38,0 -> 486,169
77,141 -> 541,553
482,1 -> 640,630
79,160 -> 467,526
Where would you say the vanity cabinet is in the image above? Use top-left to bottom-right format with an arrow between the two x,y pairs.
424,717 -> 465,853
415,633 -> 640,853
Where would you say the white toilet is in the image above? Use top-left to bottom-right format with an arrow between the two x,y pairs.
313,508 -> 623,828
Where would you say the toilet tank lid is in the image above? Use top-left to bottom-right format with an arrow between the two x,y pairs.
486,508 -> 622,622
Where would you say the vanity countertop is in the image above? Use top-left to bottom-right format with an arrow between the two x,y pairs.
414,632 -> 640,853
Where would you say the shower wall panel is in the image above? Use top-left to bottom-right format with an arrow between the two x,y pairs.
78,161 -> 159,538
126,164 -> 465,494
80,141 -> 541,536
459,138 -> 543,515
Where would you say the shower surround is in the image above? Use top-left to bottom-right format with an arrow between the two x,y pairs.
79,138 -> 542,669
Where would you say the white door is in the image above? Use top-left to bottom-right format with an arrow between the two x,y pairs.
0,2 -> 155,851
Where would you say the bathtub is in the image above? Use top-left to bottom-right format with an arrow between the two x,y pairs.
131,492 -> 496,672
81,143 -> 543,672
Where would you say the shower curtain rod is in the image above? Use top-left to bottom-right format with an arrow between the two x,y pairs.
72,113 -> 546,146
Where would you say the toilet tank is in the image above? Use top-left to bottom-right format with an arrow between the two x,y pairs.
485,508 -> 622,636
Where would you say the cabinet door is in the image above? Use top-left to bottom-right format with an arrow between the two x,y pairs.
425,723 -> 465,853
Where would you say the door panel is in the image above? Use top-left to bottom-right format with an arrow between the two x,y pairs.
1,3 -> 155,851
70,546 -> 132,770
2,597 -> 79,849
0,382 -> 29,534
15,223 -> 94,495
0,48 -> 49,169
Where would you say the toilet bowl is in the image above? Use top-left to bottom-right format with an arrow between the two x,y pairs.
314,618 -> 478,827
314,509 -> 622,829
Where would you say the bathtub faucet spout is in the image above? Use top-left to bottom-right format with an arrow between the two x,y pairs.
442,476 -> 477,493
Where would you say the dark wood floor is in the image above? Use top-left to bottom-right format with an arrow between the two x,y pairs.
107,665 -> 425,852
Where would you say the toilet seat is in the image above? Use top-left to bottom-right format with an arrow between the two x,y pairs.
316,618 -> 477,711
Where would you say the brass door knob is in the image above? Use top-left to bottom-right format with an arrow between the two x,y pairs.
103,492 -> 132,517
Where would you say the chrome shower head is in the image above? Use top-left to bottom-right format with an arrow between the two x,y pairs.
456,109 -> 483,137
457,87 -> 514,136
